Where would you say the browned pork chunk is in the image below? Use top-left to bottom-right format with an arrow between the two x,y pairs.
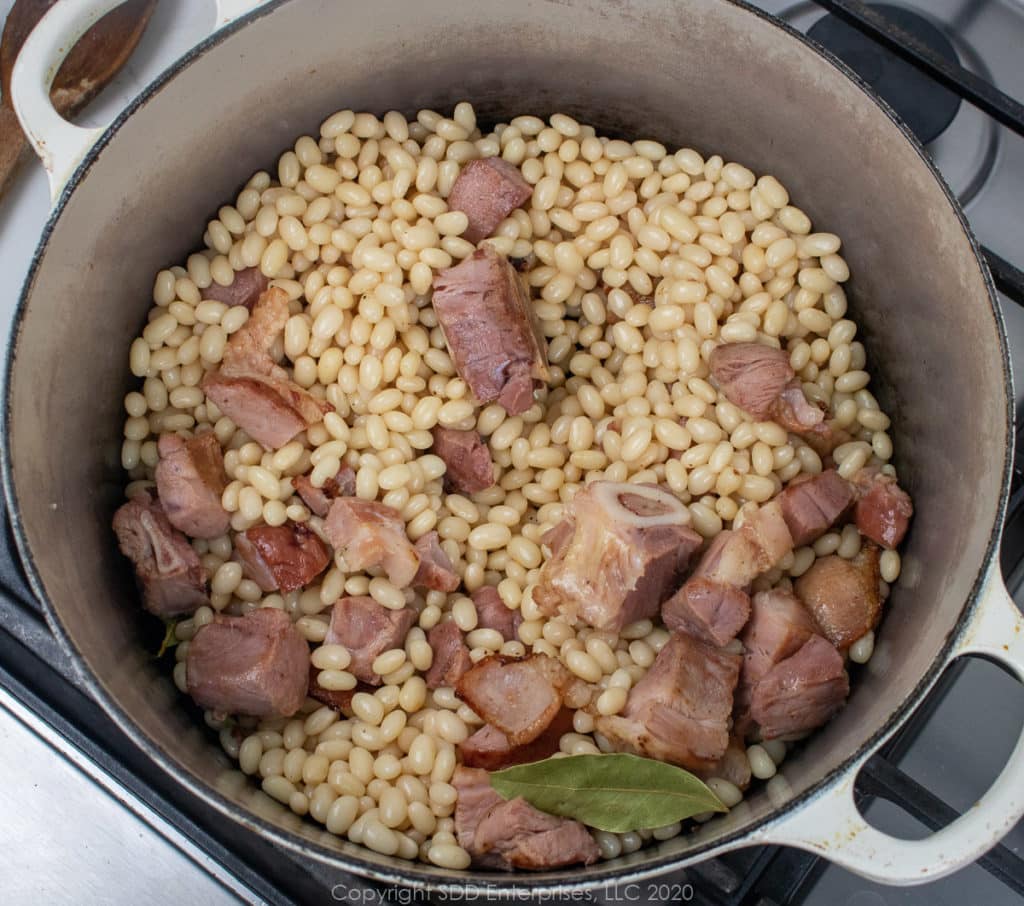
535,482 -> 702,632
186,608 -> 308,718
446,157 -> 533,244
324,596 -> 418,685
430,426 -> 495,494
200,267 -> 269,309
853,467 -> 913,549
431,247 -> 549,415
112,492 -> 208,617
596,632 -> 741,772
234,523 -> 330,594
777,469 -> 855,547
154,433 -> 230,539
424,619 -> 473,689
202,287 -> 330,449
293,464 -> 356,517
472,585 -> 521,642
795,543 -> 883,650
662,501 -> 793,644
413,531 -> 460,592
323,498 -> 420,587
459,709 -> 574,771
750,634 -> 849,739
453,767 -> 600,869
456,654 -> 578,746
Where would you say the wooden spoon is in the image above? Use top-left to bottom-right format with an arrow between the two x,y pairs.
0,0 -> 157,198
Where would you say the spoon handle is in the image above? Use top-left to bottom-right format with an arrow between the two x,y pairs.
0,105 -> 29,200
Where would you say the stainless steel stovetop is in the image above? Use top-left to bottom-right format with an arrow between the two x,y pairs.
1,1 -> 1022,904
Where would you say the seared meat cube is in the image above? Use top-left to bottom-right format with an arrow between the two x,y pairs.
413,531 -> 460,592
323,498 -> 420,587
293,464 -> 356,518
200,267 -> 269,310
459,709 -> 574,771
795,543 -> 883,650
233,523 -> 330,594
446,157 -> 533,244
324,596 -> 418,685
472,585 -> 521,642
431,247 -> 549,415
431,427 -> 495,494
453,766 -> 600,869
186,608 -> 308,717
154,433 -> 229,539
424,619 -> 473,689
750,634 -> 850,739
853,467 -> 913,549
202,287 -> 330,449
596,632 -> 741,772
660,577 -> 751,647
112,492 -> 208,617
535,482 -> 702,632
777,469 -> 855,547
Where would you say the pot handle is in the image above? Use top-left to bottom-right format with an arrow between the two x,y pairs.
757,567 -> 1024,884
9,0 -> 272,204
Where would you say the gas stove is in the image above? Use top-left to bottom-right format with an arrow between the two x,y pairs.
1,1 -> 1023,904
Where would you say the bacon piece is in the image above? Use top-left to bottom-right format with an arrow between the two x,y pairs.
112,492 -> 208,617
453,767 -> 600,869
459,709 -> 574,770
777,470 -> 855,546
535,482 -> 702,631
596,632 -> 741,771
324,596 -> 418,685
323,498 -> 420,587
431,247 -> 549,415
200,267 -> 269,310
447,157 -> 533,244
431,427 -> 495,494
233,523 -> 330,593
750,635 -> 850,739
186,608 -> 308,717
424,619 -> 473,689
293,464 -> 356,518
795,543 -> 883,650
853,468 -> 913,549
413,531 -> 460,592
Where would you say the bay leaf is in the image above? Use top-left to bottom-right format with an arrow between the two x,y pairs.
488,752 -> 726,833
156,620 -> 180,658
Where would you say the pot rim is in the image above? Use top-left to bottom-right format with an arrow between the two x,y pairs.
0,0 -> 1013,893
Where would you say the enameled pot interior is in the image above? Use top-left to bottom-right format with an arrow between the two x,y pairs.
5,0 -> 1009,889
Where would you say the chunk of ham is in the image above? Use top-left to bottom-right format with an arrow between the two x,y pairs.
154,433 -> 230,539
459,709 -> 574,771
453,767 -> 600,869
424,619 -> 473,689
323,498 -> 420,587
431,247 -> 549,415
324,596 -> 417,685
596,632 -> 741,771
293,464 -> 356,517
535,482 -> 702,632
446,157 -> 533,244
853,467 -> 913,549
472,585 -> 521,642
202,287 -> 330,449
112,492 -> 208,617
430,427 -> 495,494
413,531 -> 460,592
234,523 -> 330,594
186,608 -> 308,717
750,634 -> 850,739
662,501 -> 794,645
777,470 -> 855,547
200,267 -> 269,310
456,654 -> 580,746
795,543 -> 883,650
